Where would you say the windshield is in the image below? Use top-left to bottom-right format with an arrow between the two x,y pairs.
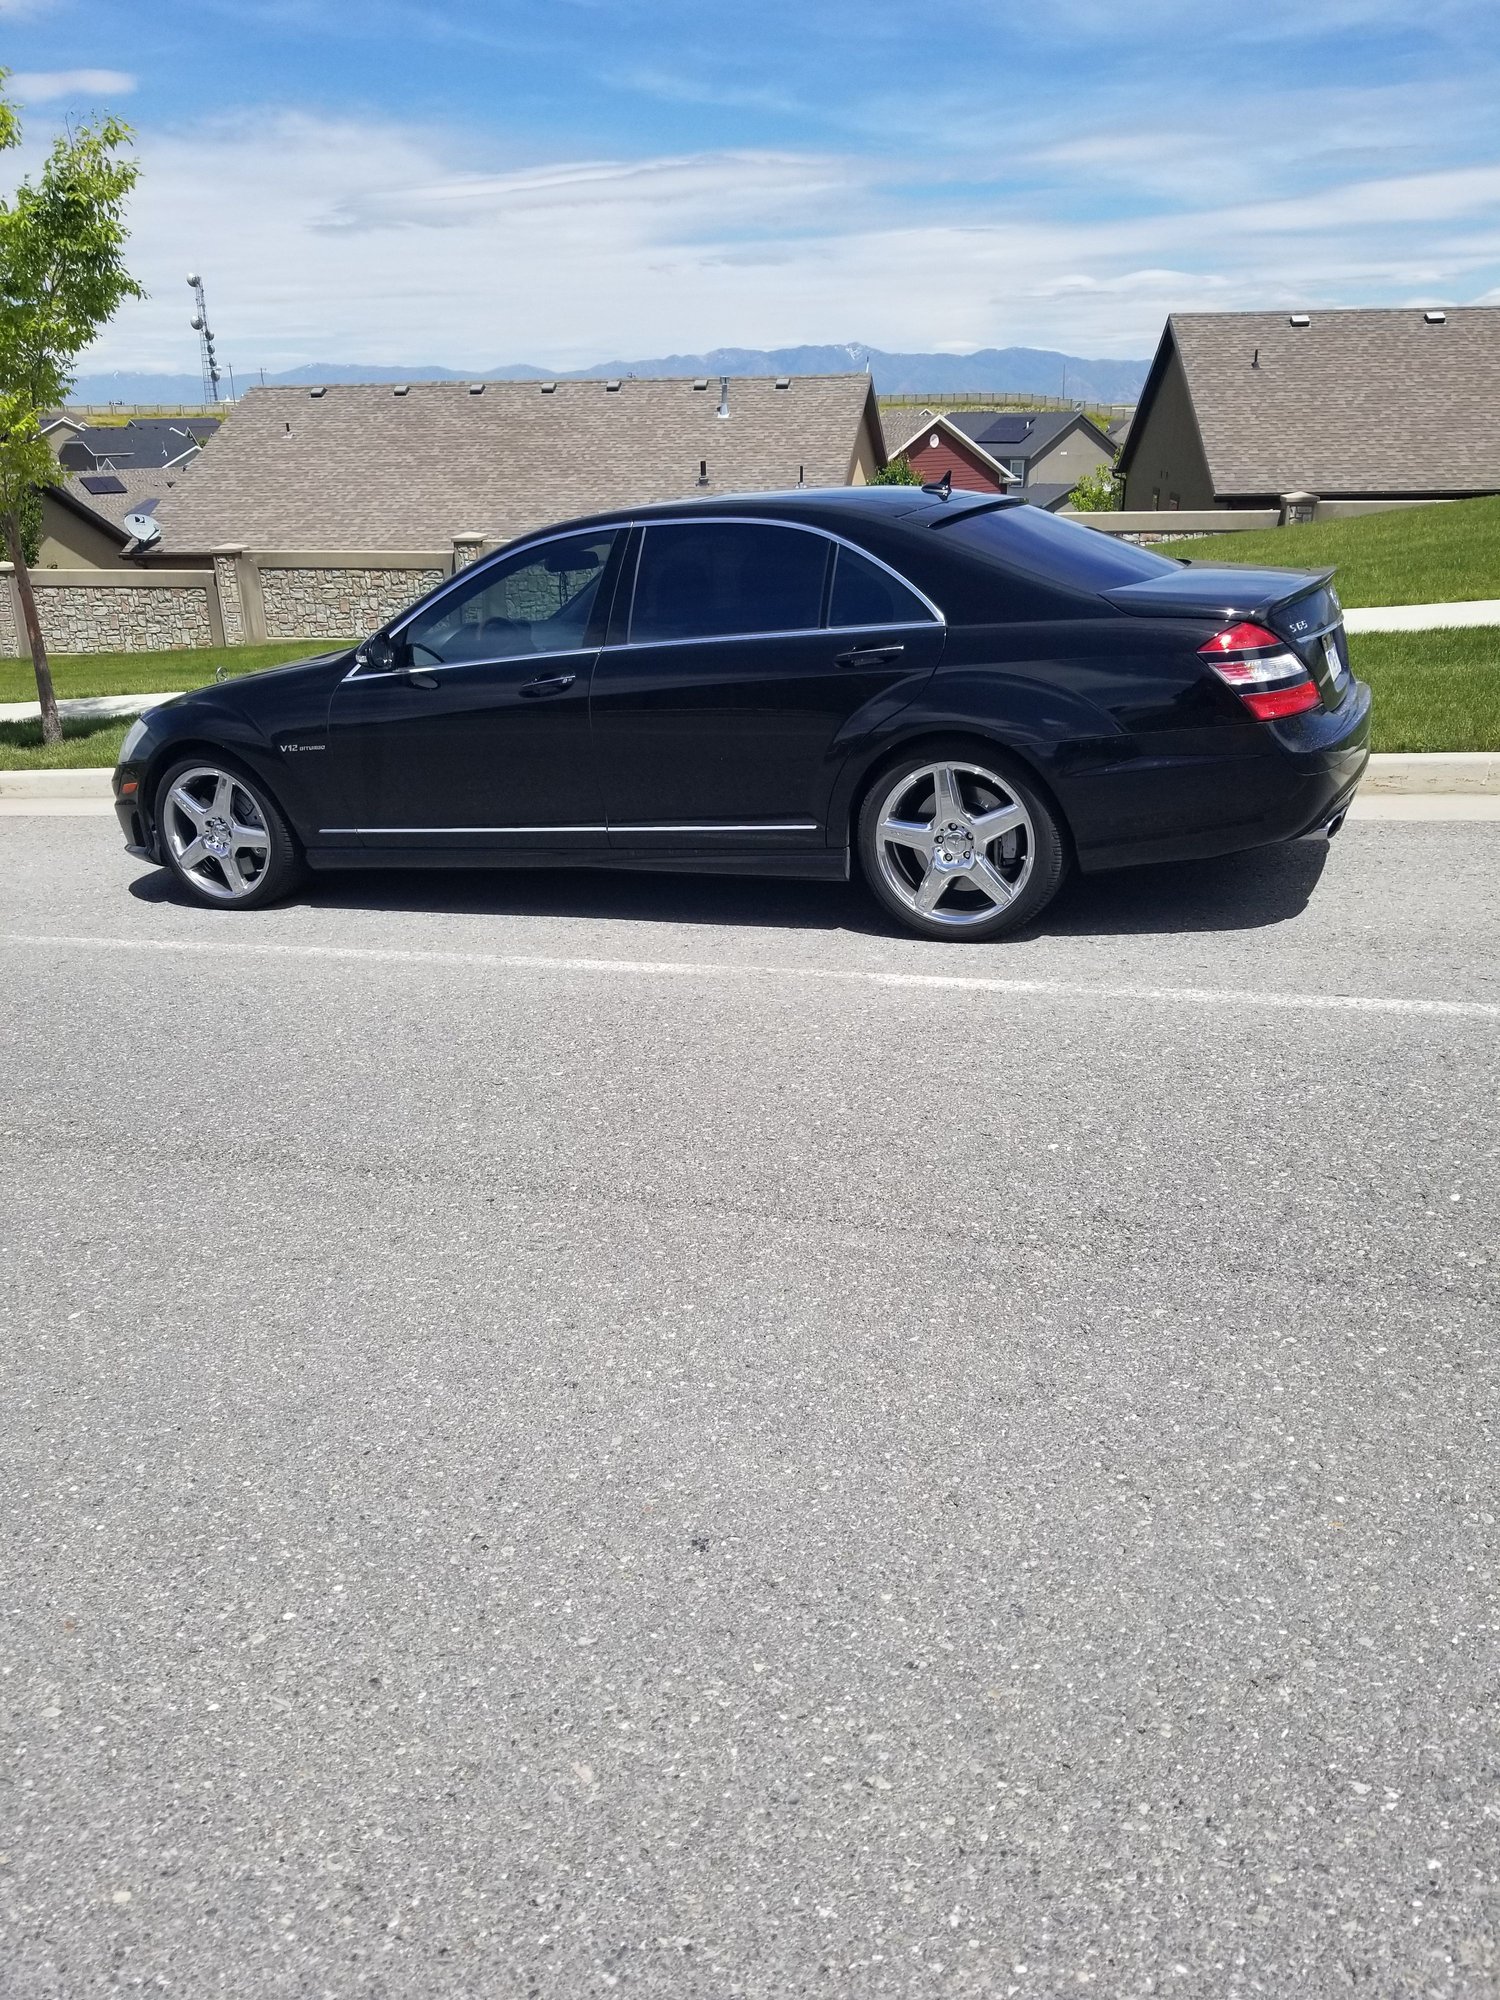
941,504 -> 1181,590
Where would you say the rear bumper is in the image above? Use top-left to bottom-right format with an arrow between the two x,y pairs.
1068,679 -> 1372,872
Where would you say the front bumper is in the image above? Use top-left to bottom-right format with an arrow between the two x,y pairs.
113,761 -> 157,860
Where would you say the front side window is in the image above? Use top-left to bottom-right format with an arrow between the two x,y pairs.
403,532 -> 615,666
828,545 -> 935,628
629,523 -> 828,644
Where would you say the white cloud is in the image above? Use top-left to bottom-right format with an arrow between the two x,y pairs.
74,108 -> 1500,374
7,69 -> 137,102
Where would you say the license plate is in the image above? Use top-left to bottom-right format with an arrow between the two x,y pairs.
1323,633 -> 1345,686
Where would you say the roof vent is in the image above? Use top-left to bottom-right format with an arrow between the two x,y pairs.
1289,313 -> 1311,328
309,385 -> 327,397
393,384 -> 409,396
1424,309 -> 1447,325
697,458 -> 708,487
692,377 -> 708,391
540,381 -> 557,393
716,376 -> 730,420
468,382 -> 485,394
775,376 -> 791,389
605,379 -> 622,392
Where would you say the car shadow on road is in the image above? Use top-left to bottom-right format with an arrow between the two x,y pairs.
131,837 -> 1331,938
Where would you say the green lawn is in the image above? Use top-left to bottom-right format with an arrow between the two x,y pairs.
1172,495 -> 1500,607
1,629 -> 1494,769
0,638 -> 349,704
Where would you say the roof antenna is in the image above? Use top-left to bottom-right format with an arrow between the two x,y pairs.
922,470 -> 952,500
716,375 -> 730,419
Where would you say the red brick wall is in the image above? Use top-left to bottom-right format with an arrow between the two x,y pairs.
890,425 -> 1006,493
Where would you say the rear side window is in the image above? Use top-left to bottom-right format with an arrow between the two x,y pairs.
829,545 -> 935,628
630,523 -> 828,643
943,504 -> 1180,591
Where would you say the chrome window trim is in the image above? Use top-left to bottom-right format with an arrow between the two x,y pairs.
602,619 -> 939,657
341,643 -> 596,686
622,514 -> 945,643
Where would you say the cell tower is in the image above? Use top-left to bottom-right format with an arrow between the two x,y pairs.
186,272 -> 222,403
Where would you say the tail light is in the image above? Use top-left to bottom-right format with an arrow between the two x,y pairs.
1199,621 -> 1321,720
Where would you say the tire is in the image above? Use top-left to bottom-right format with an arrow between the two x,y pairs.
154,756 -> 303,910
856,741 -> 1068,941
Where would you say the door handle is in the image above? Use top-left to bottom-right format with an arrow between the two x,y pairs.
834,644 -> 905,668
519,672 -> 578,698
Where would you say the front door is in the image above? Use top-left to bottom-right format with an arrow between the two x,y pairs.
327,529 -> 619,852
589,520 -> 945,854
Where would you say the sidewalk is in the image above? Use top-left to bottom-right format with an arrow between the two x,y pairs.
1344,600 -> 1500,632
0,690 -> 180,725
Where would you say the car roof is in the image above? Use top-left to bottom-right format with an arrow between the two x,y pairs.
510,485 -> 1017,546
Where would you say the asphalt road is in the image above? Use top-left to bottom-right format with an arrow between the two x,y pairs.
2,817 -> 1497,1999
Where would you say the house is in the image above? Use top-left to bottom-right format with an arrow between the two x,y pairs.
883,407 -> 1116,502
39,469 -> 188,568
152,376 -> 886,556
52,415 -> 221,476
1119,307 -> 1500,512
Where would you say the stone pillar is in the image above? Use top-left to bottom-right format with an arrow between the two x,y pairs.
0,564 -> 21,658
451,532 -> 486,574
1279,491 -> 1318,526
212,546 -> 247,645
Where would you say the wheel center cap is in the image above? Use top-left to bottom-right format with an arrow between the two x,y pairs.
204,815 -> 231,856
935,818 -> 975,867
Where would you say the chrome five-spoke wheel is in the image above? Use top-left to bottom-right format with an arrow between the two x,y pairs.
154,760 -> 301,909
857,747 -> 1068,941
871,760 -> 1036,928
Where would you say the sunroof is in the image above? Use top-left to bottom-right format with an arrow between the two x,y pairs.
81,474 -> 127,495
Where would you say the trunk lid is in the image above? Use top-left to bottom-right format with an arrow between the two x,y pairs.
1104,564 -> 1350,707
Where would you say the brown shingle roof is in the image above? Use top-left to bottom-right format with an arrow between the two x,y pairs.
55,467 -> 188,537
1151,307 -> 1500,498
154,375 -> 881,553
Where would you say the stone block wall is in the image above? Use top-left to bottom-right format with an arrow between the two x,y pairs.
28,582 -> 215,654
258,565 -> 445,641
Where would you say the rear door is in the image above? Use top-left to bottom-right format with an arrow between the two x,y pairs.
590,519 -> 945,854
327,529 -> 619,853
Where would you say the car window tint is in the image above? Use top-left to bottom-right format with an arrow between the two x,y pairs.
943,504 -> 1180,589
829,545 -> 934,627
404,532 -> 614,665
630,523 -> 828,643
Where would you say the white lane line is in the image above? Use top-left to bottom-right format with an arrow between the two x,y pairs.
3,929 -> 1497,1021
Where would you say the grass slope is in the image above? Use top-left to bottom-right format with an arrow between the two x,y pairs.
1172,496 -> 1500,607
0,639 -> 347,705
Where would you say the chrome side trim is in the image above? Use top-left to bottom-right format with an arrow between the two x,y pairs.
319,824 -> 608,835
341,644 -> 596,686
316,818 -> 818,836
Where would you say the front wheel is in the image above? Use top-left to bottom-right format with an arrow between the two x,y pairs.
154,758 -> 302,910
856,745 -> 1068,941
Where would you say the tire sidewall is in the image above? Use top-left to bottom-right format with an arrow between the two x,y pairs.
154,754 -> 299,911
856,740 -> 1068,941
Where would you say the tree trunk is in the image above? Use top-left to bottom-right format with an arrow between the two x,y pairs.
3,509 -> 60,747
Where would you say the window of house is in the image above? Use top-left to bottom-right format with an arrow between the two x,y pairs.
628,522 -> 829,644
403,532 -> 616,665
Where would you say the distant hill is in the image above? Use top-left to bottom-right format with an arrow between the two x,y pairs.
70,343 -> 1147,408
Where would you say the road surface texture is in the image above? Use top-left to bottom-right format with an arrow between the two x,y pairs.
2,816 -> 1497,1999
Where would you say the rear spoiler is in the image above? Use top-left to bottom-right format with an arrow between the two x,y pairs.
1103,565 -> 1336,622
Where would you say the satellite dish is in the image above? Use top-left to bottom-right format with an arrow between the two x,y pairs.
122,511 -> 162,548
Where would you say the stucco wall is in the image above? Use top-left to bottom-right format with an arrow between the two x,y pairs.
1029,425 -> 1114,490
1122,348 -> 1216,511
258,564 -> 445,640
37,492 -> 126,571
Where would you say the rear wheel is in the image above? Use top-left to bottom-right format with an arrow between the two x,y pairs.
857,745 -> 1068,941
154,758 -> 302,910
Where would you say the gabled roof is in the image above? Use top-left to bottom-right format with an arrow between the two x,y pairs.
154,376 -> 882,552
880,409 -> 1019,482
58,417 -> 220,473
1119,307 -> 1500,498
52,467 -> 189,543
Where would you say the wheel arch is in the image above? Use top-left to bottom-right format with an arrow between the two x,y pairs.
840,726 -> 1077,867
142,737 -> 296,848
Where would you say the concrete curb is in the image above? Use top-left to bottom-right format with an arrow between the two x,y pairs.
1345,601 -> 1500,633
2,751 -> 1499,806
0,690 -> 181,725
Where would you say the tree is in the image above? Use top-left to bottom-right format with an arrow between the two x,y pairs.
0,75 -> 143,743
1068,462 -> 1122,512
872,453 -> 921,486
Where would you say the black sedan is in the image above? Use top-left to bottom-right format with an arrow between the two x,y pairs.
113,487 -> 1370,940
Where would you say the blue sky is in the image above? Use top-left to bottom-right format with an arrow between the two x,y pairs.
4,0 -> 1500,374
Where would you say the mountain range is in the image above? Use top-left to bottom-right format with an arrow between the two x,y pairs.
69,343 -> 1149,408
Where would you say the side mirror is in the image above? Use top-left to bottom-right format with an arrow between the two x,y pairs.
357,632 -> 400,674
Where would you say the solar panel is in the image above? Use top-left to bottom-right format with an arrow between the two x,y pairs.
80,474 -> 128,495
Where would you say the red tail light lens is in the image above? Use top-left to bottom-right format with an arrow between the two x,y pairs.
1241,680 -> 1322,720
1199,621 -> 1319,719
